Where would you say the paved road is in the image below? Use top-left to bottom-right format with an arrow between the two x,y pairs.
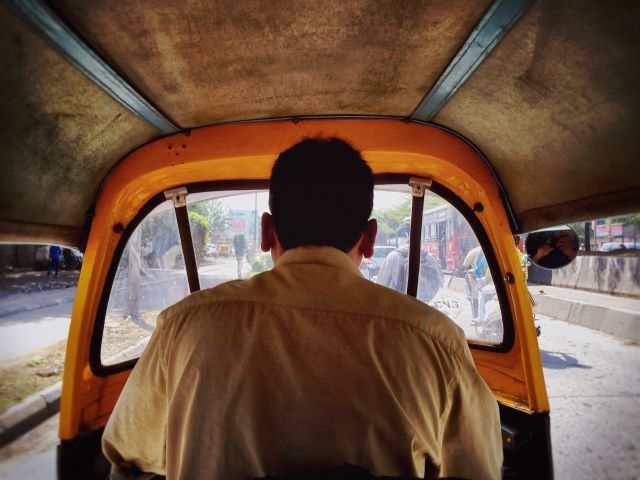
0,312 -> 638,479
199,259 -> 254,289
0,415 -> 58,479
537,314 -> 640,479
0,302 -> 72,361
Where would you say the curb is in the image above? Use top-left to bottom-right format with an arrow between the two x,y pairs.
0,340 -> 141,448
532,294 -> 640,343
0,381 -> 61,448
0,296 -> 75,319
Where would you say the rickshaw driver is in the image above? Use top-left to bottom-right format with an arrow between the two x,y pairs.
102,137 -> 503,479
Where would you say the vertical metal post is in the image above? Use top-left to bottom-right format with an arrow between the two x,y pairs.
584,221 -> 591,252
165,188 -> 201,293
407,177 -> 432,297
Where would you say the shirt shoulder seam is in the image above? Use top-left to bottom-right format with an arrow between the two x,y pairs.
167,297 -> 468,358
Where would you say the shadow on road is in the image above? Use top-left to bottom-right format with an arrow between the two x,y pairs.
540,350 -> 592,370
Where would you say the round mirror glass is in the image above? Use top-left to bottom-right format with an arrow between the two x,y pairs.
525,225 -> 579,270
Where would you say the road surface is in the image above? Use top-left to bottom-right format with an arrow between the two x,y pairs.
0,303 -> 638,479
538,314 -> 640,479
0,302 -> 72,361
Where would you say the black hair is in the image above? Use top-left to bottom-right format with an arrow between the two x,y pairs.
269,137 -> 374,252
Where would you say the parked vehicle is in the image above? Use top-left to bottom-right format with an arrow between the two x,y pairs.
600,242 -> 640,252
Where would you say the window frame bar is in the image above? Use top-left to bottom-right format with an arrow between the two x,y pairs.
90,181 -> 268,376
175,204 -> 201,293
407,194 -> 424,297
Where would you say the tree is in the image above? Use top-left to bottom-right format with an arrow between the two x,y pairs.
611,214 -> 640,230
189,201 -> 231,238
187,209 -> 210,261
371,195 -> 445,243
568,222 -> 585,237
372,197 -> 411,239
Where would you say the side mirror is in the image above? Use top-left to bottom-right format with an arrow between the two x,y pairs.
525,225 -> 579,270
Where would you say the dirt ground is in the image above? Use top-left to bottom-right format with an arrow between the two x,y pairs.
0,341 -> 66,415
102,310 -> 158,364
0,311 -> 158,415
0,268 -> 79,300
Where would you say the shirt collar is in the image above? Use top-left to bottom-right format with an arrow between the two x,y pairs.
274,246 -> 363,276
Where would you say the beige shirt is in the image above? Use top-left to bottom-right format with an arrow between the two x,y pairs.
103,247 -> 502,479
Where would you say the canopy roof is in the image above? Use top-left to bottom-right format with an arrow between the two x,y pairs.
1,0 -> 639,247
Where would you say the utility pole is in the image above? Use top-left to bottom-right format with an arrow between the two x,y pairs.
253,192 -> 258,256
584,221 -> 591,252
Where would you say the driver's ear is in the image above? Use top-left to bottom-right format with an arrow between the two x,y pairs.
360,219 -> 377,258
261,212 -> 276,252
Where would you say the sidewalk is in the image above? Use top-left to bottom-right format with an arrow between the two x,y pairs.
0,288 -> 77,319
0,270 -> 78,319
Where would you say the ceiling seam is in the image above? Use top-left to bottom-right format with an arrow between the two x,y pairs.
8,0 -> 180,135
411,0 -> 533,121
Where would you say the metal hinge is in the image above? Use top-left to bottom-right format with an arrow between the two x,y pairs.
409,177 -> 432,198
164,187 -> 188,208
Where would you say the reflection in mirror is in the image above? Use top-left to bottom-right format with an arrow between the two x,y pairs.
525,226 -> 579,270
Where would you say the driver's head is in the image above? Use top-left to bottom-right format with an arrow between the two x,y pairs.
268,137 -> 374,252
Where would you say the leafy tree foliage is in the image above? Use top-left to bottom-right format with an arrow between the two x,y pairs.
189,201 -> 231,236
372,196 -> 411,238
371,194 -> 445,243
187,210 -> 210,261
611,214 -> 640,230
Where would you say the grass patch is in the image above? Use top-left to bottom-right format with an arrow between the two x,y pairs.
0,310 -> 164,415
0,340 -> 66,415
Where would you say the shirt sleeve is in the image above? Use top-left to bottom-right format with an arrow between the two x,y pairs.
439,349 -> 503,479
102,312 -> 169,475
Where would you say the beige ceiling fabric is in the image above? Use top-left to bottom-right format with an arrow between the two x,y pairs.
51,0 -> 489,126
0,3 -> 157,244
434,0 -> 640,230
2,0 -> 639,243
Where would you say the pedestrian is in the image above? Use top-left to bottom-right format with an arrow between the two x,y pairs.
461,245 -> 484,317
377,244 -> 443,303
396,217 -> 410,246
233,233 -> 245,278
47,245 -> 62,277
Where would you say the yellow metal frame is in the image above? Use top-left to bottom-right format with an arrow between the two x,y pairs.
59,118 -> 549,440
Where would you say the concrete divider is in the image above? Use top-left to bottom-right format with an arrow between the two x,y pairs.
533,292 -> 640,342
529,255 -> 640,298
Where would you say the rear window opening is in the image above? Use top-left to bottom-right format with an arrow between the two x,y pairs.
95,180 -> 513,372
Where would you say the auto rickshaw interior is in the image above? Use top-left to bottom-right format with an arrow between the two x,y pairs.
58,123 -> 555,480
1,1 -> 638,479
